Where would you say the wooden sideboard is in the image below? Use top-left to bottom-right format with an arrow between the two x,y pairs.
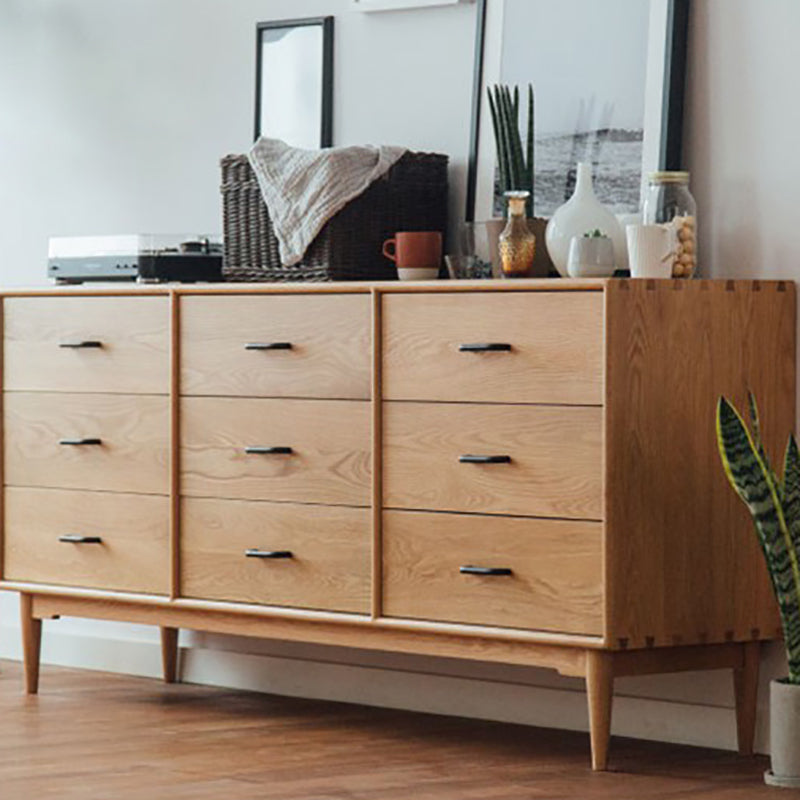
1,279 -> 795,770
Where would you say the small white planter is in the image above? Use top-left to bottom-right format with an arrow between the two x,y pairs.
566,235 -> 615,278
765,678 -> 800,788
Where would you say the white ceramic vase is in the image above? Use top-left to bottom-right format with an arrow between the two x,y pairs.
545,162 -> 626,276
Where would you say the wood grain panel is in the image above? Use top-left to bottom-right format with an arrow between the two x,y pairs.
4,487 -> 168,593
181,498 -> 370,613
4,393 -> 169,494
382,292 -> 604,404
181,397 -> 370,505
605,280 -> 795,649
383,402 -> 603,519
4,296 -> 168,393
383,510 -> 603,634
180,295 -> 371,399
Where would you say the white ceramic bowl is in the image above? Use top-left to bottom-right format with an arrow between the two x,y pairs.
397,267 -> 440,281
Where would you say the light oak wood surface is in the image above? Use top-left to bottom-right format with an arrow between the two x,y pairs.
26,592 -> 593,670
4,487 -> 169,593
3,296 -> 169,393
181,397 -> 371,505
4,392 -> 169,495
1,279 -> 793,773
604,280 -> 795,649
383,401 -> 603,520
382,291 -> 604,404
181,497 -> 371,613
382,510 -> 603,634
586,650 -> 614,770
19,594 -> 41,695
180,294 -> 371,399
0,278 -> 610,296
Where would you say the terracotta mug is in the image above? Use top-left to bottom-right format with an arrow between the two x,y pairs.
382,231 -> 442,270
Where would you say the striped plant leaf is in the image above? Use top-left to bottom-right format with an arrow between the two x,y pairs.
716,396 -> 800,684
525,84 -> 534,217
486,88 -> 508,195
748,391 -> 781,501
783,435 -> 800,566
486,83 -> 536,209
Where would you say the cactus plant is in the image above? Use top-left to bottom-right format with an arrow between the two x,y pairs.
716,394 -> 800,684
487,83 -> 534,217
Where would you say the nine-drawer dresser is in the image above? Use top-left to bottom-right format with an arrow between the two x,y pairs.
1,278 -> 795,770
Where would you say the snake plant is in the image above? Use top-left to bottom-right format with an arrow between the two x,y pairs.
716,395 -> 800,684
486,83 -> 534,217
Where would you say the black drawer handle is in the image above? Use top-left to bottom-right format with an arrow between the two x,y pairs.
59,438 -> 102,446
459,454 -> 511,464
245,549 -> 293,559
59,534 -> 103,544
458,343 -> 512,353
244,446 -> 293,455
244,342 -> 293,351
460,565 -> 513,576
59,340 -> 103,349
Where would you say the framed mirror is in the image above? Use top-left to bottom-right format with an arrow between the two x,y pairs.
254,17 -> 334,149
466,0 -> 690,221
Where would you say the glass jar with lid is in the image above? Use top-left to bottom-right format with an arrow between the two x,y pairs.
642,171 -> 698,278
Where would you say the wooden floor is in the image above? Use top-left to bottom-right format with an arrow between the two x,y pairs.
0,659 -> 788,799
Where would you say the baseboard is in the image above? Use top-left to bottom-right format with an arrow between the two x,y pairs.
0,621 -> 767,754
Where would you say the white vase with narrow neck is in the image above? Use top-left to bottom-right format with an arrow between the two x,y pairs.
545,162 -> 627,276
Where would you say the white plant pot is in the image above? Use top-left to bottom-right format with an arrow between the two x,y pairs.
765,678 -> 800,788
544,161 -> 626,276
566,236 -> 615,278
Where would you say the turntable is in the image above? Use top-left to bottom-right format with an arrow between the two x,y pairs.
48,234 -> 224,284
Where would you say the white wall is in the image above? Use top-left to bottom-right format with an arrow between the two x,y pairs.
0,0 -> 798,757
0,0 -> 475,285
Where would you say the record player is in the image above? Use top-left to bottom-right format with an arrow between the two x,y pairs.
48,234 -> 224,284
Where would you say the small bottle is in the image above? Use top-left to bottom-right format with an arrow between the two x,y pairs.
499,190 -> 536,278
642,171 -> 698,278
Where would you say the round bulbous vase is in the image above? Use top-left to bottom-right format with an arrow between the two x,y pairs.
545,162 -> 627,276
765,678 -> 800,788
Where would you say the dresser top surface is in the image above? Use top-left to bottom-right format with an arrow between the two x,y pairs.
0,278 -> 792,298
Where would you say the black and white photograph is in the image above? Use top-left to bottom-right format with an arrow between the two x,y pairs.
469,0 -> 688,220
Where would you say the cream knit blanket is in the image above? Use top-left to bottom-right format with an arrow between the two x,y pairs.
248,138 -> 407,266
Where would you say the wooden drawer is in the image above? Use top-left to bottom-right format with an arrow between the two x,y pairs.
4,296 -> 169,394
382,510 -> 603,634
3,487 -> 169,594
181,498 -> 370,613
382,292 -> 603,404
182,397 -> 370,505
180,295 -> 371,399
383,402 -> 602,520
4,393 -> 169,494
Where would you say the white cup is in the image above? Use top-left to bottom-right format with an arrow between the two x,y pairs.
626,224 -> 677,278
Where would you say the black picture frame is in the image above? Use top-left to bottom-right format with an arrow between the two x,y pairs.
465,0 -> 690,222
254,16 -> 334,148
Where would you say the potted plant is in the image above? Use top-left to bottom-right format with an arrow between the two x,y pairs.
566,228 -> 615,278
487,84 -> 534,216
716,394 -> 800,788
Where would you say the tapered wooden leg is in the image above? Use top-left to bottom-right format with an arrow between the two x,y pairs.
20,594 -> 42,695
586,650 -> 614,771
160,627 -> 179,684
733,640 -> 760,755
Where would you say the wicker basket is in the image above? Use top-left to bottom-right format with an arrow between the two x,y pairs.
220,152 -> 449,282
